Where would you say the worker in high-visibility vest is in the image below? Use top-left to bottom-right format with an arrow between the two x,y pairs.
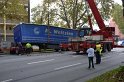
95,42 -> 102,64
26,43 -> 32,56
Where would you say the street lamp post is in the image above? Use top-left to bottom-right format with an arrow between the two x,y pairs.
28,0 -> 30,23
3,6 -> 6,41
47,1 -> 50,43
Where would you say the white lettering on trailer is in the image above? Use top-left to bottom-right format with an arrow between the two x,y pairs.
54,30 -> 74,36
34,27 -> 40,35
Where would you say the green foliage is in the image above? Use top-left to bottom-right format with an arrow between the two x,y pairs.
118,66 -> 124,72
31,0 -> 114,29
111,3 -> 124,34
0,0 -> 27,21
31,0 -> 57,25
114,66 -> 124,82
87,66 -> 124,82
97,0 -> 114,20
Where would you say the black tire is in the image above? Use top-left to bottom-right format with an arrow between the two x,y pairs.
76,51 -> 80,54
10,50 -> 13,54
83,49 -> 87,54
10,50 -> 16,54
102,44 -> 107,53
55,49 -> 59,52
107,44 -> 111,52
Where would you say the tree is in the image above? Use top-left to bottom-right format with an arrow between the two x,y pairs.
111,3 -> 124,34
31,0 -> 58,25
31,0 -> 114,29
0,0 -> 27,21
96,0 -> 114,20
0,0 -> 28,41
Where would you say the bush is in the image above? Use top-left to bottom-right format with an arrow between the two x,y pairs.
115,66 -> 124,82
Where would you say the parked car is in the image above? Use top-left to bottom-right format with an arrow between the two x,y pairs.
121,41 -> 124,46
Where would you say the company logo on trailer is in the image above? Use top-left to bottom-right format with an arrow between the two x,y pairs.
34,27 -> 40,35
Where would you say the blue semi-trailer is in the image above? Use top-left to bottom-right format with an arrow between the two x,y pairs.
13,23 -> 82,51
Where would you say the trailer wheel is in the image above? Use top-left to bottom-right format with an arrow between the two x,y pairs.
55,49 -> 59,52
76,51 -> 80,54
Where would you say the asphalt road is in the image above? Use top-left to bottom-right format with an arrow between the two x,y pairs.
0,48 -> 124,82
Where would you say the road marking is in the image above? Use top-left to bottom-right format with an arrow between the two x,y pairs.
54,63 -> 82,70
1,79 -> 13,82
119,53 -> 124,55
27,59 -> 55,64
101,56 -> 111,59
73,56 -> 78,57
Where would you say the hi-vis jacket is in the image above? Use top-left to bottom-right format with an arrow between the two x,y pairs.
96,44 -> 102,55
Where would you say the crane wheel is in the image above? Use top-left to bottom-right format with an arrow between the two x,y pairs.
102,44 -> 107,53
107,44 -> 111,52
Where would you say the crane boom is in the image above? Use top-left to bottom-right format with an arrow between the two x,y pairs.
85,0 -> 106,30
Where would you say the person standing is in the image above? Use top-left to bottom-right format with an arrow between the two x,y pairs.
26,43 -> 32,56
95,42 -> 102,64
86,45 -> 95,69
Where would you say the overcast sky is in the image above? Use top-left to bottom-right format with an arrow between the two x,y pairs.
30,0 -> 42,9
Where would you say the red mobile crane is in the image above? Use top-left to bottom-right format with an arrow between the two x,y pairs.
68,0 -> 119,54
